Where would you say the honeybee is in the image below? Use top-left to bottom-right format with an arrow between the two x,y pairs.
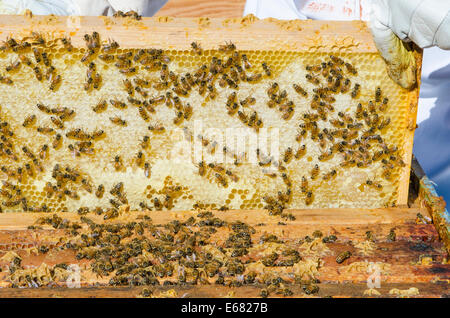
338,112 -> 353,124
21,146 -> 35,160
240,96 -> 256,107
293,84 -> 308,96
141,162 -> 151,178
119,67 -> 136,75
18,55 -> 32,66
196,161 -> 206,177
218,41 -> 236,53
226,77 -> 238,89
296,129 -> 307,142
37,127 -> 54,134
131,106 -> 147,123
228,168 -> 246,182
133,49 -> 146,63
109,116 -> 127,126
80,178 -> 93,193
295,145 -> 306,159
60,37 -> 73,52
191,41 -> 202,55
144,60 -> 163,72
246,73 -> 262,82
306,74 -> 320,85
172,110 -> 184,125
300,176 -> 309,193
344,62 -> 357,75
379,97 -> 389,111
50,116 -> 64,129
39,144 -> 48,160
310,164 -> 319,180
281,173 -> 291,187
281,107 -> 294,120
102,39 -> 119,53
305,64 -> 321,72
178,77 -> 190,92
283,147 -> 293,163
94,184 -> 105,198
22,114 -> 36,127
172,85 -> 188,96
351,83 -> 360,98
49,74 -> 61,90
92,32 -> 100,48
183,103 -> 193,120
148,95 -> 165,108
330,118 -> 345,128
52,134 -> 62,149
378,117 -> 391,130
134,77 -> 150,87
113,155 -> 123,171
110,99 -> 127,109
241,54 -> 251,69
90,130 -> 104,140
262,62 -> 271,76
0,75 -> 13,84
93,100 -> 107,113
224,93 -> 236,108
134,86 -> 148,98
33,66 -> 43,81
0,188 -> 12,199
153,197 -> 162,210
226,102 -> 239,115
80,48 -> 95,63
32,47 -> 42,63
227,67 -> 239,83
41,52 -> 50,67
305,191 -> 314,205
127,96 -> 141,106
45,66 -> 56,81
237,110 -> 248,124
25,163 -> 34,177
215,173 -> 228,187
375,87 -> 382,103
366,179 -> 383,190
148,123 -> 165,133
121,79 -> 133,95
207,86 -> 217,100
322,169 -> 337,181
115,57 -> 131,69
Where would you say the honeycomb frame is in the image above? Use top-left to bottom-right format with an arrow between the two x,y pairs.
0,15 -> 422,214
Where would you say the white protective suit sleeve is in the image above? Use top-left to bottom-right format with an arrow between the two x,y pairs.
369,0 -> 450,89
0,0 -> 168,17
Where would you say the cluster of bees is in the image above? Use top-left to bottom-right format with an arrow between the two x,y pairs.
257,54 -> 404,208
0,27 -> 404,213
0,33 -> 62,90
112,10 -> 142,20
3,211 -> 334,297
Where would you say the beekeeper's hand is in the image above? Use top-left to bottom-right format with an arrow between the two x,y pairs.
370,0 -> 450,89
0,0 -> 167,17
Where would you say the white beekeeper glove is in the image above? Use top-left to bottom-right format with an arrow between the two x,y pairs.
0,0 -> 167,16
369,0 -> 450,89
0,0 -> 78,15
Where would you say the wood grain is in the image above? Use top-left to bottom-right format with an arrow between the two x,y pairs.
0,15 -> 380,53
156,0 -> 246,18
0,208 -> 447,298
0,207 -> 425,230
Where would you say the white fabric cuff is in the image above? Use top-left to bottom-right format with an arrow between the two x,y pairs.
410,0 -> 450,48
